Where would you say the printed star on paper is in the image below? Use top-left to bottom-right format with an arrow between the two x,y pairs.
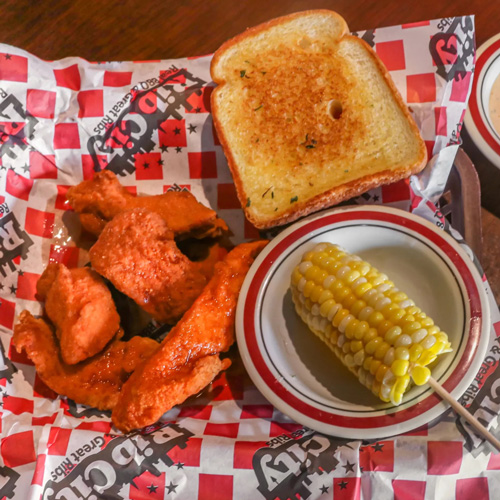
0,165 -> 6,171
147,484 -> 158,493
373,194 -> 380,202
160,145 -> 169,153
158,159 -> 164,166
29,134 -> 35,140
4,54 -> 11,60
320,485 -> 329,494
338,480 -> 348,490
360,466 -> 364,473
175,147 -> 182,153
195,107 -> 202,113
165,482 -> 177,494
372,442 -> 384,452
343,461 -> 355,473
173,127 -> 181,135
188,124 -> 197,134
9,285 -> 17,295
143,162 -> 150,169
18,269 -> 24,276
0,283 -> 4,290
22,164 -> 30,173
175,462 -> 184,469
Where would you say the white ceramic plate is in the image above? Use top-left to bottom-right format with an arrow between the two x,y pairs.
464,33 -> 500,169
236,206 -> 490,439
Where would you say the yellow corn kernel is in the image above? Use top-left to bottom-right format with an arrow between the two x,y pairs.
400,314 -> 416,324
429,340 -> 446,355
384,326 -> 402,344
367,311 -> 385,327
342,293 -> 357,309
375,364 -> 389,383
318,289 -> 334,304
351,299 -> 367,317
311,252 -> 329,267
319,299 -> 336,318
409,343 -> 423,362
363,328 -> 379,344
427,325 -> 440,336
354,282 -> 373,297
402,322 -> 422,336
304,298 -> 312,311
342,342 -> 351,354
302,251 -> 316,262
366,338 -> 382,355
394,346 -> 410,361
420,317 -> 434,327
391,359 -> 409,377
305,265 -> 319,281
363,355 -> 373,372
310,285 -> 323,303
326,260 -> 342,275
350,340 -> 364,353
377,320 -> 393,335
344,318 -> 359,338
372,380 -> 381,396
394,374 -> 410,394
374,341 -> 390,360
370,359 -> 382,375
333,308 -> 349,327
352,261 -> 371,276
419,351 -> 437,366
411,365 -> 431,385
303,280 -> 315,298
391,291 -> 408,303
334,286 -> 350,302
292,268 -> 302,285
354,320 -> 370,340
388,308 -> 406,324
344,270 -> 361,284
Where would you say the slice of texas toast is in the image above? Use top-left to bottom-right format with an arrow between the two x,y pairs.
211,10 -> 427,229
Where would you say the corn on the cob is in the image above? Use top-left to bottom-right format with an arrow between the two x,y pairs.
290,242 -> 452,406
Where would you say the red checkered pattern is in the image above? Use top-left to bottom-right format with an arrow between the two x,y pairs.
0,19 -> 491,500
25,207 -> 55,238
26,89 -> 56,118
1,430 -> 36,467
427,441 -> 463,475
53,64 -> 81,90
104,70 -> 133,87
0,53 -> 28,82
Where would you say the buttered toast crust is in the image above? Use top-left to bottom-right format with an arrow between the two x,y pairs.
211,10 -> 427,229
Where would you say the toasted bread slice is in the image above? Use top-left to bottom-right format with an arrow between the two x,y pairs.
211,10 -> 427,229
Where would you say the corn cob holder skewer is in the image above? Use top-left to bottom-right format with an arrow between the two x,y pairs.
291,242 -> 500,451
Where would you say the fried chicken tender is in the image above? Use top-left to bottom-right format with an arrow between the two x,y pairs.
66,170 -> 228,239
37,263 -> 121,365
12,311 -> 159,410
90,208 -> 213,324
111,240 -> 268,432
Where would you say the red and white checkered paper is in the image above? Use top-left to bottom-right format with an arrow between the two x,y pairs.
2,15 -> 500,500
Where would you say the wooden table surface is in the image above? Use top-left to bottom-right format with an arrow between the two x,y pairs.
1,0 -> 499,304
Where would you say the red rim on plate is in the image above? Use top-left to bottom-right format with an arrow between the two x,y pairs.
237,207 -> 488,437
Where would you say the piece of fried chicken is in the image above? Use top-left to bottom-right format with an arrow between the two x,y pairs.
36,263 -> 121,365
89,208 -> 215,325
12,311 -> 159,410
66,170 -> 228,239
111,240 -> 268,432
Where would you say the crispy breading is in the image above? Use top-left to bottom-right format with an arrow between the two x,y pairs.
12,311 -> 159,410
89,208 -> 210,324
66,170 -> 228,239
111,240 -> 268,432
37,263 -> 121,365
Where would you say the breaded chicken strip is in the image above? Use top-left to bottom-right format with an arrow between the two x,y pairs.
37,263 -> 121,365
90,208 -> 211,324
12,311 -> 159,410
112,240 -> 267,432
66,170 -> 228,239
